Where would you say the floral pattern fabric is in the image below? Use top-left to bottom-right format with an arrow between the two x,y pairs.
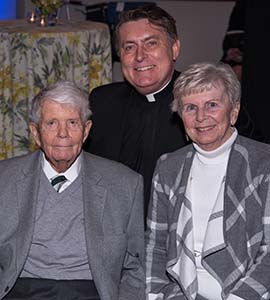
0,20 -> 112,159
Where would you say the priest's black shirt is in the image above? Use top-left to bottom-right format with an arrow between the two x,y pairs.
84,71 -> 188,218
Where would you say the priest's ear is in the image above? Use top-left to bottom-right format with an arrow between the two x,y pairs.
172,39 -> 180,62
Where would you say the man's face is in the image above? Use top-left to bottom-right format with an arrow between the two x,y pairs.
119,19 -> 180,95
30,100 -> 92,172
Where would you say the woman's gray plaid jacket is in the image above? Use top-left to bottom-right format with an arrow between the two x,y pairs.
146,135 -> 270,300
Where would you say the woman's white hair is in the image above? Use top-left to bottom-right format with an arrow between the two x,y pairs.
30,80 -> 92,124
172,62 -> 241,115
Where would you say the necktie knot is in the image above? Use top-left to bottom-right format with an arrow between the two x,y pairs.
51,175 -> 68,192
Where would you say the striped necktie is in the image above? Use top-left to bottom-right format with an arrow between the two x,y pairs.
51,175 -> 68,192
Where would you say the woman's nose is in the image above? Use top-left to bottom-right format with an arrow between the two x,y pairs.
196,107 -> 207,122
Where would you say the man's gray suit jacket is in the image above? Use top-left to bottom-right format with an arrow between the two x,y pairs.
0,150 -> 145,300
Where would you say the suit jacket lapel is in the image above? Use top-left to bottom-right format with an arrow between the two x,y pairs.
170,194 -> 197,300
15,151 -> 42,269
203,177 -> 226,256
166,148 -> 226,300
166,149 -> 198,300
81,153 -> 107,285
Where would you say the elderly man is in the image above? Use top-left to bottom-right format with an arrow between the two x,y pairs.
0,81 -> 145,300
84,5 -> 187,217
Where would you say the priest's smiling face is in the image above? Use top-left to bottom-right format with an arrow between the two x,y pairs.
119,18 -> 180,95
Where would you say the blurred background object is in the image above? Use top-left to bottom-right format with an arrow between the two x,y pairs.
0,0 -> 16,19
221,0 -> 245,81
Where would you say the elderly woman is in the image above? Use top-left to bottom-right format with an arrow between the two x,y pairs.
145,62 -> 270,300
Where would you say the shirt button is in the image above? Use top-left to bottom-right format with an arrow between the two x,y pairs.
194,250 -> 201,257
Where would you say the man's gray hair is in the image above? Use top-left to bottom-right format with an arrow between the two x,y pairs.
114,5 -> 179,55
172,62 -> 241,115
30,80 -> 92,124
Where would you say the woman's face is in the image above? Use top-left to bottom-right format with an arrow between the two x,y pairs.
180,86 -> 240,151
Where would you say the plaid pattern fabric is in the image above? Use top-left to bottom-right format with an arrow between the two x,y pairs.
146,135 -> 270,300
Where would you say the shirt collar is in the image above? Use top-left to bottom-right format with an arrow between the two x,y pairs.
145,79 -> 171,102
42,152 -> 82,183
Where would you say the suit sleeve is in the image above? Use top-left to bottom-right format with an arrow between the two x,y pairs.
145,160 -> 186,300
119,174 -> 146,300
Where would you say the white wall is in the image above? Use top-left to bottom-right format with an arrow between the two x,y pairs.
21,0 -> 235,81
159,1 -> 234,70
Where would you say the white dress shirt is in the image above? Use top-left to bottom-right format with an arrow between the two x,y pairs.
42,153 -> 81,193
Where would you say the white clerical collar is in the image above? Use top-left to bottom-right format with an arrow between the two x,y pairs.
42,152 -> 82,183
145,79 -> 171,102
193,128 -> 238,159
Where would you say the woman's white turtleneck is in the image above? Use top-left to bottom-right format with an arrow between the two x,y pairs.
189,129 -> 238,299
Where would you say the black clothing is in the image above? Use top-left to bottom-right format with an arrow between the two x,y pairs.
84,71 -> 187,217
222,0 -> 270,142
4,278 -> 99,300
241,1 -> 270,143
